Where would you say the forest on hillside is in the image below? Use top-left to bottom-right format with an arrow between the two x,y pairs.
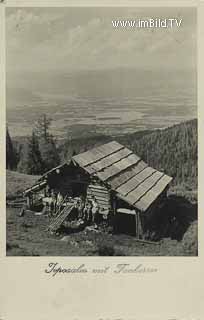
7,117 -> 197,190
59,119 -> 197,189
120,119 -> 197,188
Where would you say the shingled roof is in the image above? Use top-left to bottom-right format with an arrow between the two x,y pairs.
72,141 -> 172,212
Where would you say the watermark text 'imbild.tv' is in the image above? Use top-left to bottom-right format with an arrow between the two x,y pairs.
112,18 -> 182,29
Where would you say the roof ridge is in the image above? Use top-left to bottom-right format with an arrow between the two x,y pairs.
72,140 -> 125,168
84,146 -> 126,169
73,140 -> 122,159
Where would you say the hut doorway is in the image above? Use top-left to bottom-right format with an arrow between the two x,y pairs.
113,198 -> 138,236
114,213 -> 136,236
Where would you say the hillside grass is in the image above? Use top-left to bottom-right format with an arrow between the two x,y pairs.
6,170 -> 40,199
6,207 -> 197,256
6,170 -> 197,256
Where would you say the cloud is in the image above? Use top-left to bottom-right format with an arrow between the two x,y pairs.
6,7 -> 196,75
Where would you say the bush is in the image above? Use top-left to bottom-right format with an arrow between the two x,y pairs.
114,248 -> 126,256
182,221 -> 198,255
98,243 -> 115,256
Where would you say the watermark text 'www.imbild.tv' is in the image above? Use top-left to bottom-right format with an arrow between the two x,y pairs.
112,18 -> 182,29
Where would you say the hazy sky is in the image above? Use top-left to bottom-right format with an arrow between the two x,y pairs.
6,7 -> 196,76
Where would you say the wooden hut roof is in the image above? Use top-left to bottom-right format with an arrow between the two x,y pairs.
72,141 -> 172,212
23,163 -> 69,195
39,163 -> 69,181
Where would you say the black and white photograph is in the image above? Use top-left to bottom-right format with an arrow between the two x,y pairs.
6,6 -> 197,256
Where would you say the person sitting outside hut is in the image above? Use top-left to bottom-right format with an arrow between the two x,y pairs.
56,191 -> 64,215
91,196 -> 99,225
78,196 -> 85,220
50,190 -> 56,216
74,198 -> 80,219
83,200 -> 92,224
45,185 -> 51,197
19,203 -> 26,217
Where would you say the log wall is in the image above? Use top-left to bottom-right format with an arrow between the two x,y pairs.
86,184 -> 111,213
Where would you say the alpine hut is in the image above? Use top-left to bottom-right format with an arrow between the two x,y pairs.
23,141 -> 173,238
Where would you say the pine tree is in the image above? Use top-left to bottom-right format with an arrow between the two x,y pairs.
17,131 -> 43,175
39,135 -> 60,171
6,126 -> 17,170
34,114 -> 52,140
33,114 -> 60,172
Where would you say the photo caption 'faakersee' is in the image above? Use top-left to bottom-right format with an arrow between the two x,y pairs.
45,262 -> 158,277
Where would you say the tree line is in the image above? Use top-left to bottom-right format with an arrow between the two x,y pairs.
7,117 -> 197,189
6,114 -> 60,175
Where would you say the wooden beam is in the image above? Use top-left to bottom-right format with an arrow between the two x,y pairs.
135,213 -> 137,237
26,196 -> 31,209
66,179 -> 90,185
135,210 -> 140,239
113,197 -> 117,215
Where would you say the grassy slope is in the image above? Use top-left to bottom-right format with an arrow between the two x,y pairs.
6,171 -> 197,256
6,170 -> 40,199
7,207 -> 196,256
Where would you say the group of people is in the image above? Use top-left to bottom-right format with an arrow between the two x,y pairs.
75,196 -> 99,224
44,187 -> 100,225
44,188 -> 64,216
